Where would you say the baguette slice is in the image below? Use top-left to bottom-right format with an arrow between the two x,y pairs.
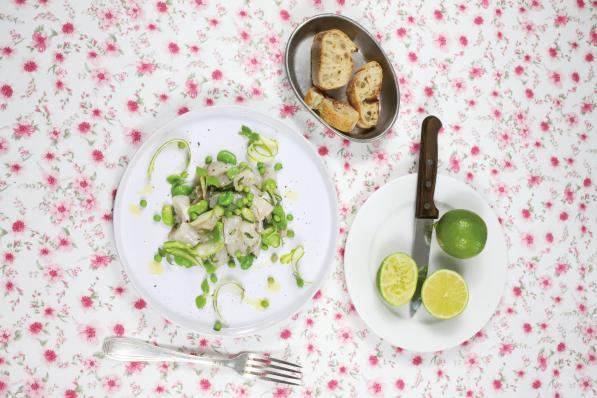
311,29 -> 357,90
304,87 -> 359,133
347,61 -> 383,129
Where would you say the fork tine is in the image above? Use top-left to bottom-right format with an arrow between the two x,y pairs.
249,355 -> 302,369
246,360 -> 302,375
244,370 -> 302,386
245,365 -> 302,381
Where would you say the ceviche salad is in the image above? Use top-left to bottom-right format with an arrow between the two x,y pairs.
142,125 -> 304,331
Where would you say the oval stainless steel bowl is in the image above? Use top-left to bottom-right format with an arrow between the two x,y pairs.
285,14 -> 400,143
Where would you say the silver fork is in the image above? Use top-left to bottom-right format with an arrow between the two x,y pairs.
102,337 -> 302,386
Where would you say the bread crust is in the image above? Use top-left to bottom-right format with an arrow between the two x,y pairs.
347,61 -> 383,129
311,29 -> 357,91
304,87 -> 359,132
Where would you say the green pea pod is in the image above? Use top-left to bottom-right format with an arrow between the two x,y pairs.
217,150 -> 237,165
201,278 -> 210,294
188,200 -> 209,219
241,208 -> 256,223
171,184 -> 193,196
205,175 -> 220,187
237,254 -> 256,270
174,255 -> 194,268
161,205 -> 174,226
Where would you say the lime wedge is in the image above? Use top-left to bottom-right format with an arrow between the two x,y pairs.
376,252 -> 418,306
422,269 -> 469,319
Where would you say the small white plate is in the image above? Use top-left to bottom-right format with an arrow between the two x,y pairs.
114,106 -> 338,336
344,174 -> 507,352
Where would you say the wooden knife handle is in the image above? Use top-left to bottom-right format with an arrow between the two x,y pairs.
415,116 -> 442,219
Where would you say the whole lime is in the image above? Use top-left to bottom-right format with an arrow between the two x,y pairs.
435,209 -> 487,259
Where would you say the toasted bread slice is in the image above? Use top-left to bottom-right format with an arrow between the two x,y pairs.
304,87 -> 359,133
311,29 -> 357,91
347,61 -> 383,129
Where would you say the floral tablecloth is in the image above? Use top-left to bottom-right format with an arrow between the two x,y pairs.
1,0 -> 595,397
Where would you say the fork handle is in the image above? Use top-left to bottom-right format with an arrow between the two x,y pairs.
103,337 -> 226,367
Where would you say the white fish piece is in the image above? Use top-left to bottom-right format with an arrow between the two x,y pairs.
168,222 -> 200,246
213,248 -> 229,266
239,220 -> 260,255
172,195 -> 190,223
189,209 -> 218,231
223,215 -> 246,257
233,169 -> 260,191
252,195 -> 274,221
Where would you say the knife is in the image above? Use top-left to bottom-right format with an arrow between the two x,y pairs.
409,115 -> 442,318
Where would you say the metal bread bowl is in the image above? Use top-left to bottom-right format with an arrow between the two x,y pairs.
285,14 -> 400,143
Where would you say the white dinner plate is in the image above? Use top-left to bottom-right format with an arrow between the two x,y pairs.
344,174 -> 507,352
113,106 -> 338,336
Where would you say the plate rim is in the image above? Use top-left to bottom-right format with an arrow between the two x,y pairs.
113,105 -> 339,337
344,173 -> 507,351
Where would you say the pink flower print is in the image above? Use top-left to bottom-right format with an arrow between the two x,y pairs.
137,61 -> 155,75
92,149 -> 104,162
44,264 -> 64,283
395,378 -> 405,390
102,375 -> 121,392
209,18 -> 219,27
368,380 -> 383,396
449,154 -> 460,173
245,53 -> 261,74
327,380 -> 338,391
156,1 -> 167,12
273,387 -> 290,398
125,361 -> 146,374
339,328 -> 352,343
62,22 -> 74,34
44,349 -> 57,363
434,33 -> 448,50
186,79 -> 199,98
469,66 -> 484,79
51,201 -> 71,223
91,68 -> 110,87
99,8 -> 117,27
280,104 -> 298,117
128,129 -> 142,144
167,42 -> 180,55
199,378 -> 211,390
280,329 -> 292,339
0,137 -> 8,153
81,194 -> 96,211
134,298 -> 146,310
411,355 -> 422,365
209,69 -> 223,81
113,323 -> 125,336
13,122 -> 35,138
32,31 -> 47,52
251,86 -> 263,97
78,324 -> 98,344
127,99 -> 139,112
373,150 -> 388,165
0,84 -> 13,98
495,182 -> 508,197
239,30 -> 250,42
466,353 -> 478,368
83,358 -> 99,371
23,59 -> 38,72
452,78 -> 466,92
580,377 -> 593,391
25,379 -> 45,397
280,9 -> 290,21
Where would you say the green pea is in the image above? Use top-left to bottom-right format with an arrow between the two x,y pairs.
153,214 -> 161,222
267,276 -> 275,284
174,255 -> 193,267
213,320 -> 222,331
180,170 -> 188,178
286,213 -> 294,221
260,298 -> 270,309
270,253 -> 278,263
205,155 -> 213,164
246,193 -> 254,201
243,186 -> 250,193
227,258 -> 236,268
139,199 -> 147,208
224,210 -> 232,217
161,205 -> 174,226
286,229 -> 295,238
262,178 -> 277,193
217,191 -> 234,206
210,273 -> 217,283
273,215 -> 280,222
233,209 -> 241,216
261,243 -> 268,251
296,277 -> 304,288
203,260 -> 216,274
177,142 -> 186,149
158,247 -> 166,257
195,295 -> 207,309
154,254 -> 162,262
274,163 -> 283,171
216,150 -> 237,165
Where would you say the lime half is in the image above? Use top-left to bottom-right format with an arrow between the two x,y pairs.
422,269 -> 469,319
376,252 -> 418,307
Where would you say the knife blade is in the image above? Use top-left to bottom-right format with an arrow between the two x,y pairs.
409,115 -> 442,318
